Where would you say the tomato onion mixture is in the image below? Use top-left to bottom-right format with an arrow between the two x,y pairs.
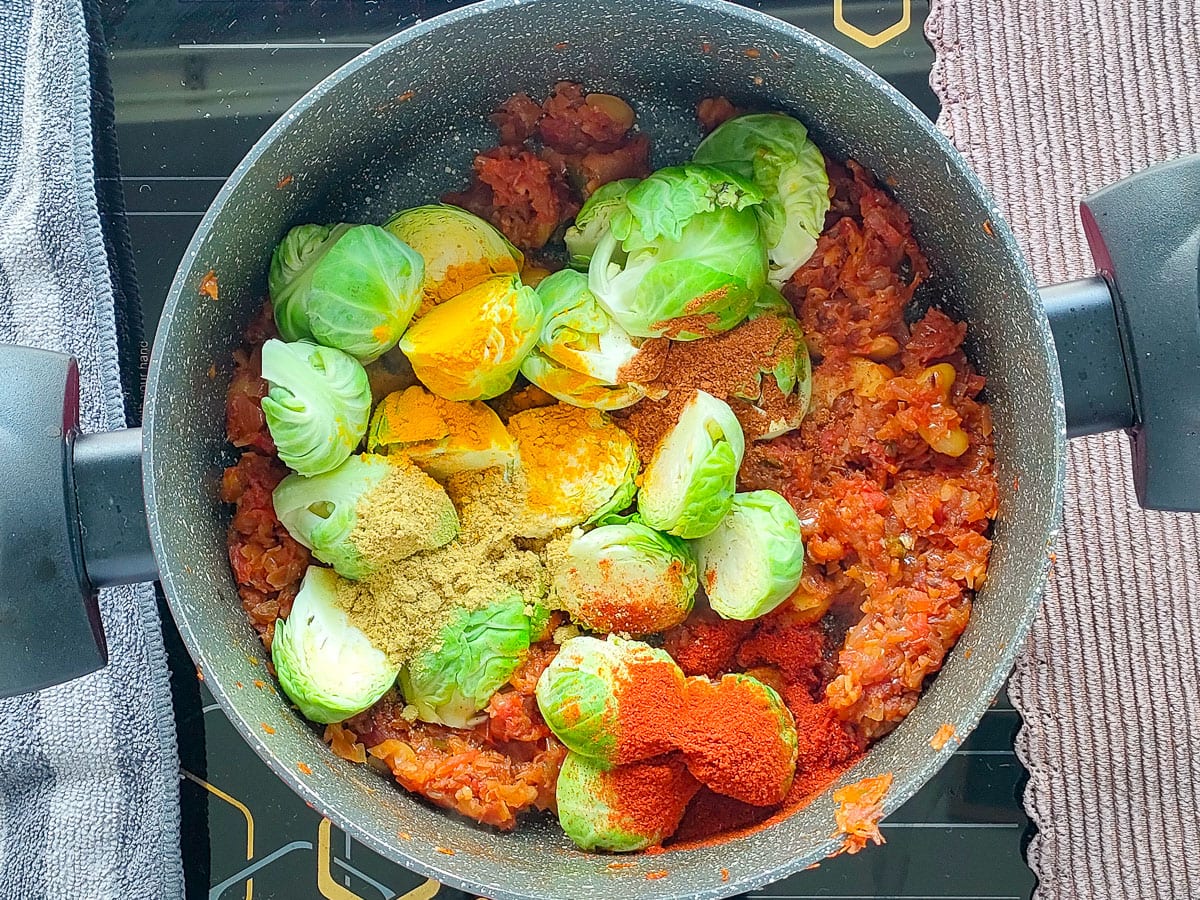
221,88 -> 997,834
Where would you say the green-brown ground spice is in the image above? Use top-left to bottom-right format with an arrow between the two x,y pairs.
336,466 -> 547,666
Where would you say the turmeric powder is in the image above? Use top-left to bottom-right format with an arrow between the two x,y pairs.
507,404 -> 639,537
368,386 -> 517,480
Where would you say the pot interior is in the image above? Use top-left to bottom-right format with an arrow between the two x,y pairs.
144,0 -> 1064,897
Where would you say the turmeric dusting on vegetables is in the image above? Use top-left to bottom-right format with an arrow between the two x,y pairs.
507,404 -> 639,537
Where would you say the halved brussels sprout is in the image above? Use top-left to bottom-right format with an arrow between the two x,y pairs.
587,165 -> 768,340
272,454 -> 458,579
637,390 -> 745,539
693,112 -> 831,286
534,635 -> 685,766
692,490 -> 805,620
555,751 -> 700,852
681,673 -> 798,805
550,523 -> 697,634
564,178 -> 639,269
384,204 -> 523,315
518,269 -> 662,411
507,404 -> 639,538
259,338 -> 371,476
519,349 -> 646,412
531,269 -> 644,384
271,566 -> 399,724
398,594 -> 532,728
367,385 -> 518,480
269,223 -> 424,363
728,312 -> 813,440
398,274 -> 542,401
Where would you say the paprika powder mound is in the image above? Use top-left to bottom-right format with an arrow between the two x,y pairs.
678,674 -> 799,807
613,657 -> 688,764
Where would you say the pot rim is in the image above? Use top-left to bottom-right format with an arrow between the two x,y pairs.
143,0 -> 1066,895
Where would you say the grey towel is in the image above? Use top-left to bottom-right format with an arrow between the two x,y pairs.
927,2 -> 1200,898
0,1 -> 183,898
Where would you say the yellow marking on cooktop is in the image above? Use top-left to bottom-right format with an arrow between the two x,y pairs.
833,0 -> 911,49
318,818 -> 443,899
182,769 -> 254,900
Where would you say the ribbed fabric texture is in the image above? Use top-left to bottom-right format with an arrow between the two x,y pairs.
0,1 -> 183,897
927,3 -> 1200,897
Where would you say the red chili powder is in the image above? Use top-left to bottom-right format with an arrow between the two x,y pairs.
663,615 -> 753,677
679,676 -> 797,807
607,753 -> 700,841
735,613 -> 825,690
614,658 -> 687,763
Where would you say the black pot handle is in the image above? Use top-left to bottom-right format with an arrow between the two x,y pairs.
1042,152 -> 1200,512
0,345 -> 156,698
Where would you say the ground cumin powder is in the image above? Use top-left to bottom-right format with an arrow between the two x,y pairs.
346,456 -> 459,566
336,466 -> 547,666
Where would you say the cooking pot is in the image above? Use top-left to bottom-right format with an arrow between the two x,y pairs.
3,0 -> 1199,896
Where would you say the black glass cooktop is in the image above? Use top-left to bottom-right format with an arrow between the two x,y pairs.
96,2 -> 1036,897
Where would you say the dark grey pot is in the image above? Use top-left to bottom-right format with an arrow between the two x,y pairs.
7,0 -> 1200,896
145,1 -> 1062,897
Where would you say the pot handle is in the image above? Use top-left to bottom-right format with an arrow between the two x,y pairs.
0,345 -> 156,698
1042,153 -> 1200,511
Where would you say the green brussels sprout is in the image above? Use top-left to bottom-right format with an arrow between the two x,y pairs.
259,338 -> 371,477
531,269 -> 644,383
535,635 -> 684,766
692,490 -> 805,620
398,274 -> 542,401
398,594 -> 532,728
518,269 -> 664,411
272,454 -> 458,579
555,751 -> 700,852
507,404 -> 640,538
587,165 -> 768,340
271,566 -> 399,724
383,204 -> 523,314
269,223 -> 425,363
550,523 -> 697,634
637,390 -> 745,539
747,283 -> 793,320
519,349 -> 647,411
693,112 -> 831,286
727,311 -> 813,440
564,178 -> 639,269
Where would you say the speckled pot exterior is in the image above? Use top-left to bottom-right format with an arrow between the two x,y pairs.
142,0 -> 1066,896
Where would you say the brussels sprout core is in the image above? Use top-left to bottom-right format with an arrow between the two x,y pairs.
271,566 -> 399,724
637,390 -> 745,539
550,523 -> 697,634
693,490 -> 805,621
260,338 -> 371,477
399,274 -> 542,401
555,751 -> 700,852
